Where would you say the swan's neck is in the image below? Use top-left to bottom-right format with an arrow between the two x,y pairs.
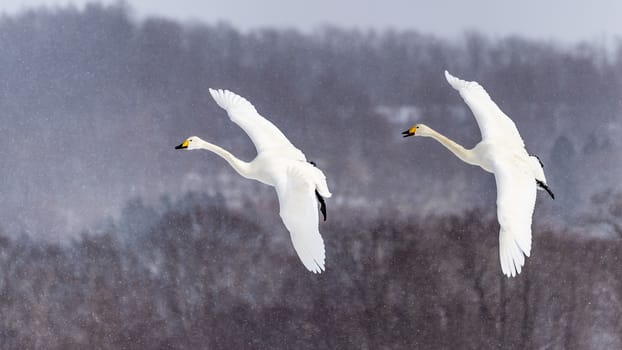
197,140 -> 252,178
423,127 -> 478,166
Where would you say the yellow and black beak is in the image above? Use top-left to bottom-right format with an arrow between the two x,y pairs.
175,139 -> 189,149
401,126 -> 417,138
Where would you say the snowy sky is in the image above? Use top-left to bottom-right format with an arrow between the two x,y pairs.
1,0 -> 621,43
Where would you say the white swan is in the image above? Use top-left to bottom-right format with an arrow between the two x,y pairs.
403,71 -> 554,277
176,89 -> 332,273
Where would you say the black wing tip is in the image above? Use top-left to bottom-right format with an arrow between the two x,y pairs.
547,188 -> 555,200
536,180 -> 555,200
315,190 -> 327,221
534,155 -> 544,168
309,164 -> 327,220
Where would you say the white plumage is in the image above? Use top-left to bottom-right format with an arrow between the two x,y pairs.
403,71 -> 554,277
176,89 -> 331,273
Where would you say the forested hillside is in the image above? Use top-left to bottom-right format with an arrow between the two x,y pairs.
1,194 -> 620,349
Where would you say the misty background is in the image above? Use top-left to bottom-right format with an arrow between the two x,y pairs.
0,1 -> 620,349
0,2 -> 619,238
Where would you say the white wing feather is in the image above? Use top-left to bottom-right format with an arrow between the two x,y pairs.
529,156 -> 547,184
445,71 -> 524,146
276,165 -> 326,273
209,89 -> 306,159
493,159 -> 537,277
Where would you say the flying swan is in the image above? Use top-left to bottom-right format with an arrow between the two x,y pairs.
402,71 -> 554,277
175,89 -> 331,273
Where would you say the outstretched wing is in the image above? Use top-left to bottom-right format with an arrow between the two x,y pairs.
493,158 -> 537,277
276,166 -> 326,273
209,89 -> 305,159
445,71 -> 524,146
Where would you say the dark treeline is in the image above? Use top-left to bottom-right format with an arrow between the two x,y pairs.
0,193 -> 620,349
0,3 -> 620,236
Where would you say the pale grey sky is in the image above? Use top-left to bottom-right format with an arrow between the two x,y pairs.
1,0 -> 621,43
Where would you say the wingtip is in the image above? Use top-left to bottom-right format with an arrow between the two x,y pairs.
503,270 -> 516,278
314,259 -> 325,274
209,88 -> 230,96
306,259 -> 325,274
445,70 -> 462,87
444,70 -> 453,80
499,228 -> 528,278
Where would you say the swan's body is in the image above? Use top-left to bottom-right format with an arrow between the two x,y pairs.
403,71 -> 554,277
176,89 -> 331,273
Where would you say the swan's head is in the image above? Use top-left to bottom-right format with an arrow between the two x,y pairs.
401,124 -> 431,137
175,136 -> 203,150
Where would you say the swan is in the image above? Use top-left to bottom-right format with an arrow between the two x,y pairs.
402,71 -> 554,277
175,89 -> 331,273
